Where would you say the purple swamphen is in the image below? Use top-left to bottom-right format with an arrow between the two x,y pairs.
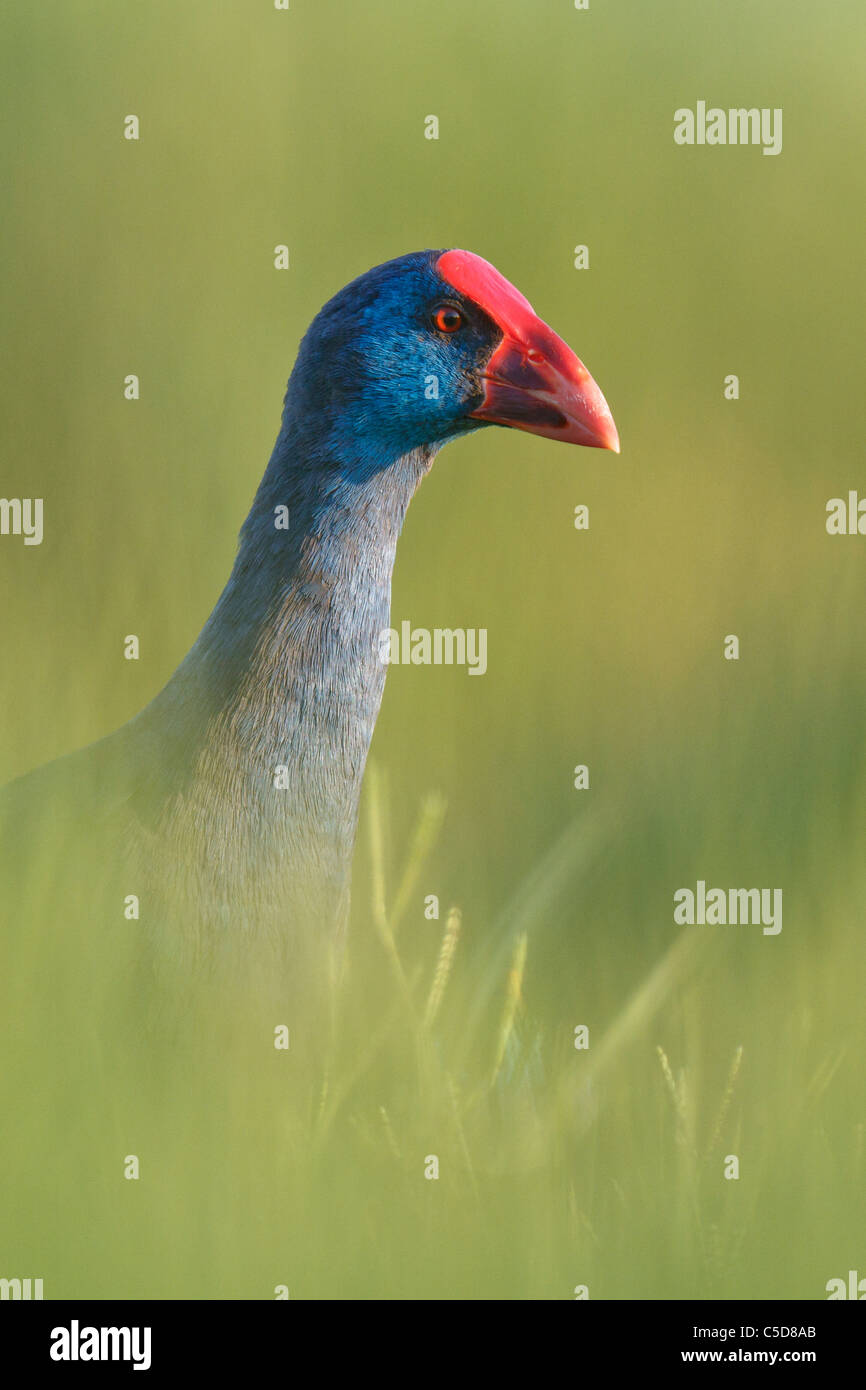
1,249 -> 619,979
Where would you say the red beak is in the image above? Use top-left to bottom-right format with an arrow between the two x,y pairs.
437,249 -> 620,453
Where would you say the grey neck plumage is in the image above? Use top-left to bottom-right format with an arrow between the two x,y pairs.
129,431 -> 436,942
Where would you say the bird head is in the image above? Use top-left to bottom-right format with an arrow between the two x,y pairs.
288,249 -> 619,465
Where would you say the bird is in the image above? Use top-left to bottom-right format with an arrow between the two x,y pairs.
0,249 -> 619,993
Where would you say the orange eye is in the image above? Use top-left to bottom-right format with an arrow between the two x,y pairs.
432,304 -> 465,334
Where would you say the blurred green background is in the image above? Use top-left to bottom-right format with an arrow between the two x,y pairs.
1,0 -> 865,1299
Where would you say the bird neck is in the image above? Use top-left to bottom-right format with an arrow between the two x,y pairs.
137,426 -> 436,920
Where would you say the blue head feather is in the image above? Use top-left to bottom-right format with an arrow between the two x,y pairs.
280,249 -> 497,475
